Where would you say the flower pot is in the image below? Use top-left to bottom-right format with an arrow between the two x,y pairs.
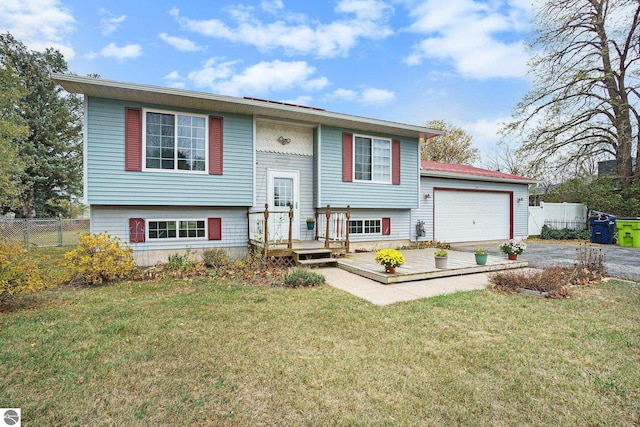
306,221 -> 315,230
508,253 -> 517,260
434,256 -> 448,269
475,253 -> 488,265
385,266 -> 396,274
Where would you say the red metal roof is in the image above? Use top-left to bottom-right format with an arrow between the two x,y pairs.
421,161 -> 535,182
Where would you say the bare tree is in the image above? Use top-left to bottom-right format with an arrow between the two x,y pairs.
421,119 -> 480,165
504,0 -> 640,187
484,142 -> 526,175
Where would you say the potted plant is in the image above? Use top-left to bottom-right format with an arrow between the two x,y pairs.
306,217 -> 315,230
434,248 -> 448,269
499,239 -> 527,260
374,248 -> 405,274
474,247 -> 488,265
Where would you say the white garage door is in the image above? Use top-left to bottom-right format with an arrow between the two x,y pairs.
434,190 -> 511,242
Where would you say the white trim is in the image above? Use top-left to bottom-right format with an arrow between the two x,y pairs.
352,134 -> 392,184
316,124 -> 322,208
141,108 -> 209,174
252,115 -> 257,206
146,218 -> 208,241
83,96 -> 89,204
349,218 -> 383,235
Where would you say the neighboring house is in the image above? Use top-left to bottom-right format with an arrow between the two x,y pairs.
53,74 -> 533,265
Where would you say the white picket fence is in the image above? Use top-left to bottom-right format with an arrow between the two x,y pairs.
528,202 -> 588,236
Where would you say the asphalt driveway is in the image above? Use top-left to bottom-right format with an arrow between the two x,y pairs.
451,240 -> 640,281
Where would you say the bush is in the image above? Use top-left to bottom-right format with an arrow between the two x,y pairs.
202,248 -> 228,268
284,268 -> 325,288
540,225 -> 591,240
0,240 -> 48,305
64,233 -> 134,286
167,249 -> 200,272
490,267 -> 572,298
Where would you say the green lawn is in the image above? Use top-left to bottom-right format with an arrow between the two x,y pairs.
1,275 -> 639,425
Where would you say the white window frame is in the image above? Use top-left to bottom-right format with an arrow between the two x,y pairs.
147,219 -> 208,240
142,108 -> 209,174
349,218 -> 382,235
352,134 -> 392,184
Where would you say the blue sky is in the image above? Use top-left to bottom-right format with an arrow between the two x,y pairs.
0,0 -> 533,161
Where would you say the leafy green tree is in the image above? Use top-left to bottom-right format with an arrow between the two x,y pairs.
422,120 -> 479,165
0,65 -> 29,211
0,32 -> 82,217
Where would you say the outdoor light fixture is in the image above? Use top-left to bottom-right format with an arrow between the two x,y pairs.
424,193 -> 431,199
278,136 -> 291,145
517,197 -> 525,202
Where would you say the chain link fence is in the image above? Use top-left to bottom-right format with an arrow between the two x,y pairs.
0,218 -> 90,247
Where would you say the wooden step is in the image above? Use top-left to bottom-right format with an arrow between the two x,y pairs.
292,249 -> 332,256
296,258 -> 337,267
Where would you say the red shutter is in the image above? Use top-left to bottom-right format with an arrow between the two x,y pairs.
129,218 -> 145,243
382,217 -> 391,235
209,116 -> 223,175
125,108 -> 142,171
208,218 -> 222,240
342,132 -> 353,182
392,139 -> 401,185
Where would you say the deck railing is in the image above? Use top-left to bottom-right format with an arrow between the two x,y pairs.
247,204 -> 293,256
316,205 -> 351,252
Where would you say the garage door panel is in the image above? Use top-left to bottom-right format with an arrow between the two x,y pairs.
434,190 -> 511,242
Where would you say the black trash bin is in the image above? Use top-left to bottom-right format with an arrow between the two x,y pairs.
589,213 -> 616,244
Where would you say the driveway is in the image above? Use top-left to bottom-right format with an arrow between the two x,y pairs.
451,240 -> 640,281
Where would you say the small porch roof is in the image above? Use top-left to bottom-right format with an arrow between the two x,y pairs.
52,74 -> 442,140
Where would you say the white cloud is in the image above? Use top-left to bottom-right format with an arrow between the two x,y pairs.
0,0 -> 76,59
99,9 -> 126,35
282,95 -> 314,106
158,33 -> 204,52
464,116 -> 509,154
327,87 -> 395,106
404,0 -> 529,79
171,0 -> 393,58
166,59 -> 329,97
87,43 -> 142,61
260,0 -> 284,14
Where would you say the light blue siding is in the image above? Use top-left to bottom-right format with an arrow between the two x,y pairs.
348,209 -> 411,242
86,97 -> 254,206
318,126 -> 419,209
412,177 -> 529,241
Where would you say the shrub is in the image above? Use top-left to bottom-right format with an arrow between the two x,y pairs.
540,225 -> 590,240
167,249 -> 199,272
490,267 -> 572,298
284,268 -> 325,288
202,248 -> 228,268
64,233 -> 134,286
0,240 -> 48,305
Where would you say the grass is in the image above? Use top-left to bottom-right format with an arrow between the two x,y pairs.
1,264 -> 639,425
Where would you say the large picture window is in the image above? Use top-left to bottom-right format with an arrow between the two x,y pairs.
148,220 -> 206,239
354,136 -> 391,182
145,111 -> 207,172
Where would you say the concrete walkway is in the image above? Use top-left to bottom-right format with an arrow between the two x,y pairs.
321,267 -> 491,306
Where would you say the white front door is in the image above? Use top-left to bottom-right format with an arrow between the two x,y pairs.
267,170 -> 300,241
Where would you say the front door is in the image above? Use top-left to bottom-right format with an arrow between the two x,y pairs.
267,170 -> 300,240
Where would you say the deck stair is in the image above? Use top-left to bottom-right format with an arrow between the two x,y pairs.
293,249 -> 336,268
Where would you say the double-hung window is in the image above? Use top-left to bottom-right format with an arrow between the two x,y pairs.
145,111 -> 207,172
349,219 -> 382,235
354,136 -> 391,182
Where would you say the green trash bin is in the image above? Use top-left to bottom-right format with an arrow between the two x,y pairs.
616,217 -> 640,248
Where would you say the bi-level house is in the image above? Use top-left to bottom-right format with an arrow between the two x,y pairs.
53,75 -> 532,265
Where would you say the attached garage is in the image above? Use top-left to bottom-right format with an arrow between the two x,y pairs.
413,162 -> 535,244
433,189 -> 511,242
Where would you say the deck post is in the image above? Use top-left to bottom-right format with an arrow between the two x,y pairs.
345,205 -> 351,253
325,204 -> 331,248
287,203 -> 293,249
314,209 -> 319,241
263,203 -> 269,257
